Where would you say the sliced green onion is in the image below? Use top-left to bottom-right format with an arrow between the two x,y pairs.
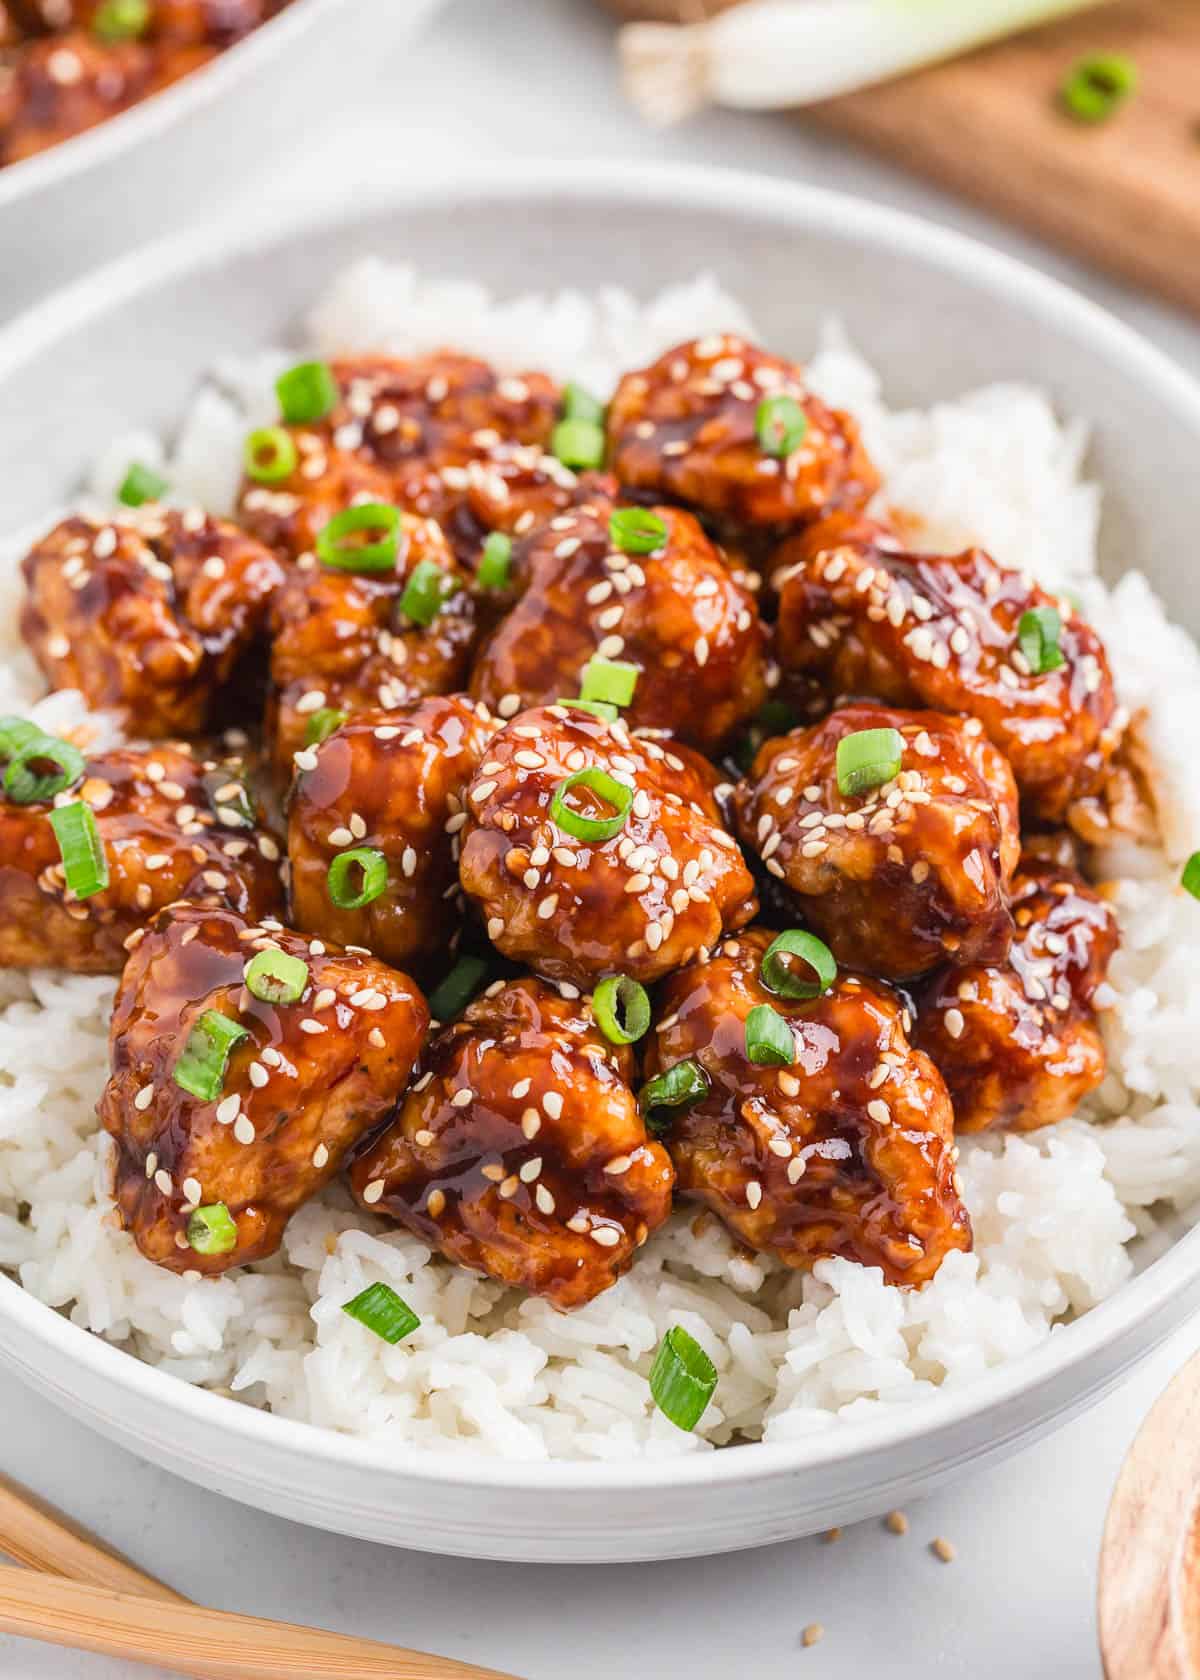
1017,605 -> 1066,675
562,382 -> 605,425
1060,53 -> 1138,124
549,767 -> 633,843
275,360 -> 338,425
4,734 -> 85,804
398,558 -> 451,627
244,949 -> 309,1006
243,426 -> 298,485
327,846 -> 387,910
173,1010 -> 249,1102
580,656 -> 639,710
755,395 -> 808,458
186,1203 -> 238,1256
609,508 -> 667,555
47,801 -> 108,900
557,697 -> 618,722
0,717 -> 46,760
341,1281 -> 420,1345
551,418 -> 605,471
760,930 -> 837,1002
835,727 -> 904,799
1182,853 -> 1200,900
316,503 -> 402,574
202,769 -> 255,829
428,955 -> 488,1022
477,532 -> 513,591
92,0 -> 149,40
304,707 -> 347,747
649,1326 -> 717,1432
745,1003 -> 795,1067
117,461 -> 168,507
639,1059 -> 709,1135
593,975 -> 651,1045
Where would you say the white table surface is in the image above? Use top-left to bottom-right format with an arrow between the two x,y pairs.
4,2 -> 1200,1675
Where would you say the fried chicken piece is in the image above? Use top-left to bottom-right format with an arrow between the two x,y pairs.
101,901 -> 428,1274
351,977 -> 674,1309
645,927 -> 970,1285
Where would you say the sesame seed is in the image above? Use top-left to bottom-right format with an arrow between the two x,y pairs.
778,1071 -> 800,1098
299,1019 -> 327,1035
215,1094 -> 240,1126
802,1625 -> 824,1649
535,1184 -> 556,1215
521,1108 -> 541,1139
248,1063 -> 269,1088
787,1157 -> 806,1184
885,1511 -> 908,1536
427,1188 -> 446,1218
519,1157 -> 543,1183
487,917 -> 505,940
154,1169 -> 172,1195
932,1538 -> 956,1563
867,1099 -> 891,1126
450,1088 -> 474,1108
543,1091 -> 564,1120
944,1007 -> 965,1040
233,1116 -> 256,1145
591,1226 -> 621,1247
134,1085 -> 154,1111
746,1181 -> 763,1210
362,1179 -> 385,1205
537,894 -> 559,920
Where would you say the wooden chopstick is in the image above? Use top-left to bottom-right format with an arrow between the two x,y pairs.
0,1474 -> 184,1602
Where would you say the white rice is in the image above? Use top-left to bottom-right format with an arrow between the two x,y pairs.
3,262 -> 1200,1460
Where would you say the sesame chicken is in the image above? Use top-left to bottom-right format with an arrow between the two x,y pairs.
0,739 -> 282,972
645,928 -> 971,1285
20,510 -> 286,739
350,977 -> 674,1308
101,901 -> 428,1274
266,512 -> 476,775
773,524 -> 1120,825
459,704 -> 757,989
735,702 -> 1020,981
606,336 -> 879,533
288,697 -> 497,976
469,499 -> 768,756
914,856 -> 1118,1133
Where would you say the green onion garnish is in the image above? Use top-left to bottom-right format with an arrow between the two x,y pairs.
745,1003 -> 795,1067
580,656 -> 638,710
275,360 -> 338,425
341,1281 -> 420,1344
593,975 -> 650,1045
609,508 -> 667,555
1182,854 -> 1200,899
202,769 -> 255,829
0,717 -> 46,760
92,0 -> 149,40
1017,605 -> 1066,675
557,698 -> 619,722
649,1326 -> 717,1432
186,1203 -> 238,1256
327,846 -> 387,910
562,382 -> 605,425
428,955 -> 488,1022
316,503 -> 402,574
304,707 -> 347,747
549,767 -> 633,843
1059,53 -> 1138,124
477,532 -> 513,591
760,930 -> 836,1002
639,1059 -> 709,1134
755,395 -> 808,458
551,418 -> 605,471
173,1010 -> 249,1102
398,558 -> 451,627
4,733 -> 85,804
244,949 -> 309,1006
47,801 -> 108,900
835,727 -> 904,799
243,427 -> 298,485
117,461 -> 168,507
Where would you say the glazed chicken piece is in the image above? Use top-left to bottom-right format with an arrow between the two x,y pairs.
605,335 -> 878,533
469,499 -> 767,755
288,696 -> 497,975
735,702 -> 1019,981
101,901 -> 428,1274
0,33 -> 170,164
20,510 -> 285,739
0,737 -> 282,973
267,513 -> 476,775
11,0 -> 275,39
914,856 -> 1118,1133
459,704 -> 757,989
645,928 -> 971,1285
237,352 -> 560,563
773,524 -> 1120,824
351,978 -> 675,1309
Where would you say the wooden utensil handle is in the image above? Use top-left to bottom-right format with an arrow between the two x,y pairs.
0,1570 -> 521,1680
0,1475 -> 183,1603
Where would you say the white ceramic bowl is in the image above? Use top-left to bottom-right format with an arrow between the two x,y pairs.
1,163 -> 1199,1563
0,0 -> 446,322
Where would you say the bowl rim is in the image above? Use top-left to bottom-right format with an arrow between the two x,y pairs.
3,157 -> 1200,1493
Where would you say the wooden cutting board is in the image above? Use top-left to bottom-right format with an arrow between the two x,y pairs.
599,0 -> 1200,317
